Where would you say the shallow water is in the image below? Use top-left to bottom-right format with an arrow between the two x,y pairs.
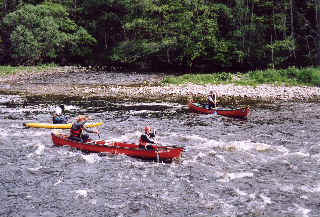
1,92 -> 320,217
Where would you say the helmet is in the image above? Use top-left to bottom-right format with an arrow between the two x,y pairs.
55,106 -> 62,115
77,115 -> 89,122
145,126 -> 152,134
210,90 -> 218,96
59,104 -> 65,112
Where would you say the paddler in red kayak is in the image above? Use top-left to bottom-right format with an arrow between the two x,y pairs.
69,115 -> 99,142
139,126 -> 156,150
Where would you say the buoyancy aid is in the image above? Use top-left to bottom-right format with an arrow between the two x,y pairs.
208,95 -> 215,104
53,115 -> 67,124
70,122 -> 83,138
139,133 -> 155,147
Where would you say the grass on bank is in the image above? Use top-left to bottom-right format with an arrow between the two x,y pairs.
162,67 -> 320,87
0,64 -> 57,76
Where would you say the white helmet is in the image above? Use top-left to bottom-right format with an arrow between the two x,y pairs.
55,106 -> 62,115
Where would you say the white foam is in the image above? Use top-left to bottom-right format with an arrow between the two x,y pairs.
285,151 -> 310,158
27,166 -> 42,173
278,183 -> 294,192
72,189 -> 93,198
311,153 -> 320,161
27,143 -> 45,157
129,110 -> 160,114
234,188 -> 248,196
260,193 -> 272,204
116,102 -> 182,108
81,154 -> 100,164
214,140 -> 272,152
216,171 -> 253,183
300,183 -> 320,193
54,177 -> 63,186
227,172 -> 254,180
275,145 -> 289,154
293,204 -> 311,217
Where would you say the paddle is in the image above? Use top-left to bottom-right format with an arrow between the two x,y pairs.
95,127 -> 101,140
214,92 -> 217,108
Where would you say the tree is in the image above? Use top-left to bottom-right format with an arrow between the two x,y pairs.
111,0 -> 233,71
2,2 -> 96,65
70,0 -> 128,64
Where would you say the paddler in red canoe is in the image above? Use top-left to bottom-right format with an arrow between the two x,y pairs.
69,115 -> 99,142
139,126 -> 156,150
207,90 -> 218,109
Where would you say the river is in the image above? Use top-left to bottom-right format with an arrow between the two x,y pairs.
1,74 -> 320,217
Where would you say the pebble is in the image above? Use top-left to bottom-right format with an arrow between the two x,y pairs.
97,83 -> 320,102
1,66 -> 320,102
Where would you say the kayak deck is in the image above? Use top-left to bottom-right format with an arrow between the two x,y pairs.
23,122 -> 103,129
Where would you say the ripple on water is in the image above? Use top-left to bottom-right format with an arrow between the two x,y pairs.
2,98 -> 320,217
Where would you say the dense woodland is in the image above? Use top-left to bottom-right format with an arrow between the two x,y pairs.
1,0 -> 320,72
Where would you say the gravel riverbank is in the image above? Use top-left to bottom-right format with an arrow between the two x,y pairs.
1,66 -> 320,104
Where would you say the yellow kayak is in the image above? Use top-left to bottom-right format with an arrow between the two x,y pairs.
23,122 -> 103,129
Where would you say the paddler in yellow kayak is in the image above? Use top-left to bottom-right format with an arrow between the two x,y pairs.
52,104 -> 68,124
69,115 -> 99,142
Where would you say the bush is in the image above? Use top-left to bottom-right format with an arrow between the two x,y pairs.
2,2 -> 96,65
163,72 -> 232,85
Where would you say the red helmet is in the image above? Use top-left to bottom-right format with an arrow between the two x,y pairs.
145,126 -> 152,134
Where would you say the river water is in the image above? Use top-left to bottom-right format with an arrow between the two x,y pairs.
1,73 -> 320,217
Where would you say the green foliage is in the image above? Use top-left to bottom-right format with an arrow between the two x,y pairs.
163,67 -> 320,87
236,67 -> 320,86
163,72 -> 232,85
0,65 -> 20,76
0,63 -> 57,76
2,2 -> 96,65
111,40 -> 161,63
0,0 -> 320,70
69,0 -> 128,63
295,67 -> 320,86
112,0 -> 231,68
265,37 -> 296,68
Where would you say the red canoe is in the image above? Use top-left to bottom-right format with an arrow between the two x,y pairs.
188,102 -> 250,118
51,133 -> 184,162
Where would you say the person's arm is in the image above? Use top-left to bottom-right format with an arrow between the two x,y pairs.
150,131 -> 156,138
82,126 -> 99,134
208,96 -> 213,102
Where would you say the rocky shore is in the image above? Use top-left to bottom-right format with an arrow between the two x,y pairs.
1,66 -> 320,105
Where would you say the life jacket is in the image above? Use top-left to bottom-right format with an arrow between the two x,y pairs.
139,133 -> 154,147
208,95 -> 215,104
139,137 -> 146,147
53,116 -> 67,124
70,122 -> 83,138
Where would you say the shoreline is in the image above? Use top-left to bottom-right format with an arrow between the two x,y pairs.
1,66 -> 320,105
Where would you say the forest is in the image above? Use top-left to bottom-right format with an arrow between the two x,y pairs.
1,0 -> 320,73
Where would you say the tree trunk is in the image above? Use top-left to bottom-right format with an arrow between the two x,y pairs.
4,0 -> 7,11
104,30 -> 108,49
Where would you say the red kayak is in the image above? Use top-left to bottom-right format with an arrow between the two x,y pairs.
51,133 -> 184,162
188,102 -> 250,118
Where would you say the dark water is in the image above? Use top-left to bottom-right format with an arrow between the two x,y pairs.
1,96 -> 320,217
1,72 -> 320,216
